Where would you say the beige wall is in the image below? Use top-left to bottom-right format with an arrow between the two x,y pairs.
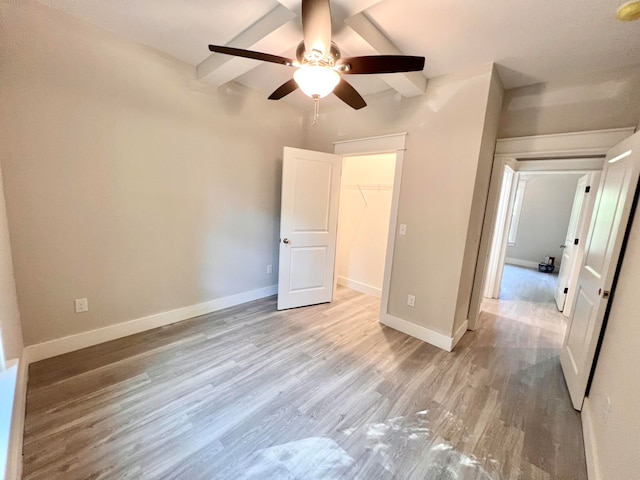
454,69 -> 504,332
0,164 -> 23,363
0,3 -> 305,345
506,173 -> 582,266
499,66 -> 640,138
305,64 -> 500,338
336,154 -> 396,296
584,200 -> 640,479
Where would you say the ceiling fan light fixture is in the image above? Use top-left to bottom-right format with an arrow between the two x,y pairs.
293,65 -> 340,98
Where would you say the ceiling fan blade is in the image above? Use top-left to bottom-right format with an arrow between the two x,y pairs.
268,79 -> 299,100
337,55 -> 425,74
301,0 -> 332,58
208,45 -> 295,66
333,79 -> 367,110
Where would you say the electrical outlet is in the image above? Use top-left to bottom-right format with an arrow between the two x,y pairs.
407,294 -> 416,307
399,224 -> 407,236
74,298 -> 88,313
267,264 -> 273,275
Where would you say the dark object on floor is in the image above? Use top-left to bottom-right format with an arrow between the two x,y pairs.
539,262 -> 555,273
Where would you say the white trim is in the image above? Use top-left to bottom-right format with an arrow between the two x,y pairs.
4,357 -> 27,480
380,313 -> 455,352
333,133 -> 407,156
0,360 -> 17,480
451,320 -> 469,349
380,149 -> 404,320
608,150 -> 632,165
24,285 -> 277,363
504,258 -> 546,270
507,178 -> 527,246
469,128 -> 633,330
495,127 -> 635,158
582,399 -> 602,480
336,276 -> 381,298
481,164 -> 513,305
513,159 -> 606,172
332,133 -> 410,343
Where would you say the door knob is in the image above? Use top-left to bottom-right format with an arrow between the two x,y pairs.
282,238 -> 290,244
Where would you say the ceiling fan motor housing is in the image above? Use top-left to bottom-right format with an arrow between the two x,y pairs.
296,41 -> 341,67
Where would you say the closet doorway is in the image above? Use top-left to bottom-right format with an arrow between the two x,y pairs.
335,153 -> 397,299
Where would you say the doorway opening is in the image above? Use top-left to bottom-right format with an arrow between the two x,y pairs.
482,166 -> 601,334
277,133 -> 407,312
335,153 -> 397,299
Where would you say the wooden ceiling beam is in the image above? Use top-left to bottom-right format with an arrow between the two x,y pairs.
197,4 -> 296,85
345,12 -> 427,97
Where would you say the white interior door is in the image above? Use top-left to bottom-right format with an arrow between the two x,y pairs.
277,147 -> 342,310
561,132 -> 640,410
554,175 -> 589,311
557,172 -> 601,317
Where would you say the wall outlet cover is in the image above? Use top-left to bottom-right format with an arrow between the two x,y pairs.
74,298 -> 88,313
407,294 -> 416,307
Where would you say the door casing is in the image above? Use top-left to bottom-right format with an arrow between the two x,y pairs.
469,127 -> 634,330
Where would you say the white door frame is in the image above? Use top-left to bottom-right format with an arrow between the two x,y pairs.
484,164 -> 516,299
468,127 -> 635,330
483,166 -> 602,301
334,153 -> 397,299
333,133 -> 407,320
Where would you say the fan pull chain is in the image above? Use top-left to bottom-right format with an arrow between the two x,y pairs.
313,95 -> 320,127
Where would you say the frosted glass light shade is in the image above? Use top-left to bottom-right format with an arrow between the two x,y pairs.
293,66 -> 340,98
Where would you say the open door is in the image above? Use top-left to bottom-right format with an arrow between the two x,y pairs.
561,132 -> 640,410
554,172 -> 599,313
277,147 -> 342,310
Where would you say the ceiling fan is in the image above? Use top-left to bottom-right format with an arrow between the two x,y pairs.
208,0 -> 425,118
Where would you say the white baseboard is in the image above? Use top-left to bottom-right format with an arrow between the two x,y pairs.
582,399 -> 602,480
3,357 -> 27,480
380,313 -> 458,352
24,285 -> 277,364
451,320 -> 469,349
505,258 -> 542,270
337,276 -> 382,298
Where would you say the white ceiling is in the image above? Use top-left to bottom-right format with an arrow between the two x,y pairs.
38,0 -> 640,110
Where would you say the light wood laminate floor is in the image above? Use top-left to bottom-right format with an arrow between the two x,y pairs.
23,287 -> 586,479
483,265 -> 567,338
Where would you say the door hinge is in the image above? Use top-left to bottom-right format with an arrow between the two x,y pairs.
564,287 -> 569,294
585,186 -> 591,193
574,238 -> 579,245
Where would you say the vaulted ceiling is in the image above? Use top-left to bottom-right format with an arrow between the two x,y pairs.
38,0 -> 640,110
